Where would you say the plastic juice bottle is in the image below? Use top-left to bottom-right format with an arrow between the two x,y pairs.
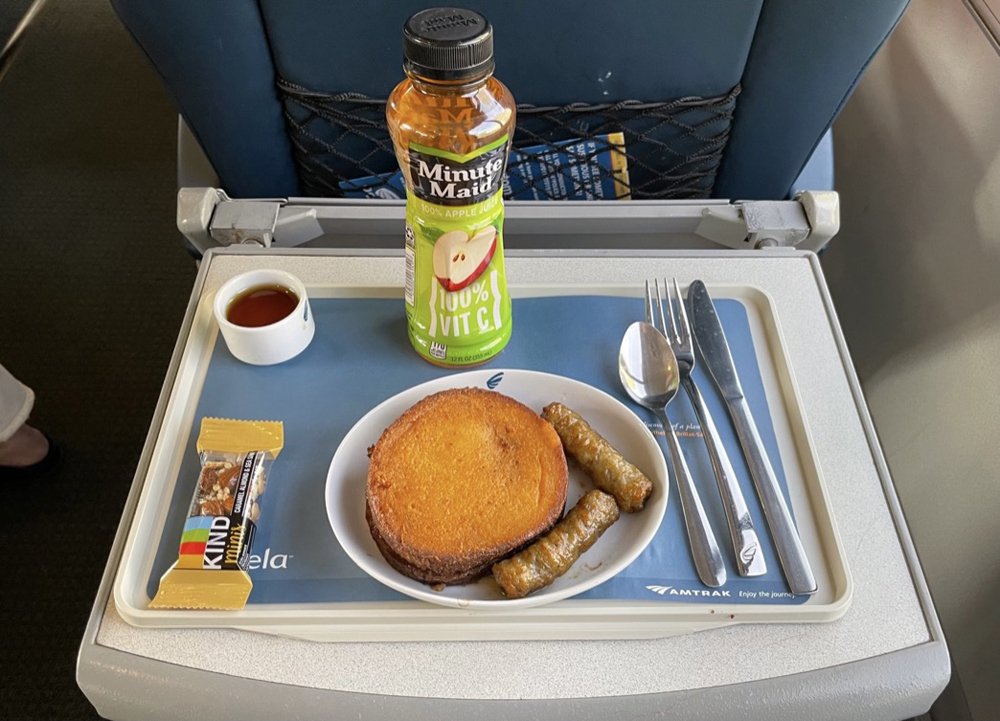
387,7 -> 515,367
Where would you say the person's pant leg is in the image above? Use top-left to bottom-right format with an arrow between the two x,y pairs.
0,364 -> 34,443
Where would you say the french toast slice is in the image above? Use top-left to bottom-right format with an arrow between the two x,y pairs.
366,388 -> 568,585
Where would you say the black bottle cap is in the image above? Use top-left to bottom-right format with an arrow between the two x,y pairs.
403,7 -> 494,81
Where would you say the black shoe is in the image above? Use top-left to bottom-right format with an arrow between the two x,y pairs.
0,434 -> 62,481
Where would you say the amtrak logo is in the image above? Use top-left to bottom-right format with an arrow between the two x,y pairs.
486,372 -> 504,389
740,542 -> 759,567
646,584 -> 731,598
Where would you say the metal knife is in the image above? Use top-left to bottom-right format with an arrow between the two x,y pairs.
687,280 -> 817,596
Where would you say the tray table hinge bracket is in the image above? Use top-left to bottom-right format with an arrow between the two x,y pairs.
208,200 -> 281,248
696,191 -> 840,252
178,188 -> 282,253
178,190 -> 324,253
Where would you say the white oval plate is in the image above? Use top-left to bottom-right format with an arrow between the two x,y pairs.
325,369 -> 669,610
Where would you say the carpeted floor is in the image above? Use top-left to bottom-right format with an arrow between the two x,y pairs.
0,1 -> 197,718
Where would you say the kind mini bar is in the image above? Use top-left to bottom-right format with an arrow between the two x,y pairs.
149,418 -> 284,610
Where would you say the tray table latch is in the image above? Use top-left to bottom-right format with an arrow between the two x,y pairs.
696,191 -> 840,251
208,199 -> 281,248
179,188 -> 280,251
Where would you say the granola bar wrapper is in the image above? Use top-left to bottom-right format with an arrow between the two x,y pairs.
149,418 -> 284,610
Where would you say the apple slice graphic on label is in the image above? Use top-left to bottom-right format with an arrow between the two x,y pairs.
432,226 -> 497,292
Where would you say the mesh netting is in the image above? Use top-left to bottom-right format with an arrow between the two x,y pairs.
277,78 -> 739,201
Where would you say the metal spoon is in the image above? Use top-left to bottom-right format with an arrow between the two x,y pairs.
619,321 -> 727,588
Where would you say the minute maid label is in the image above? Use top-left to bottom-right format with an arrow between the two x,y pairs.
404,135 -> 512,365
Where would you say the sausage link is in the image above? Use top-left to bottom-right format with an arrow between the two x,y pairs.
543,402 -> 652,512
493,489 -> 620,599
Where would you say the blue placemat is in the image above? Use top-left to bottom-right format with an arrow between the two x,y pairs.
146,296 -> 808,606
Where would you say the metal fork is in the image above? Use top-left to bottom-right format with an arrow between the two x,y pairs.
643,281 -> 726,588
651,279 -> 767,577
